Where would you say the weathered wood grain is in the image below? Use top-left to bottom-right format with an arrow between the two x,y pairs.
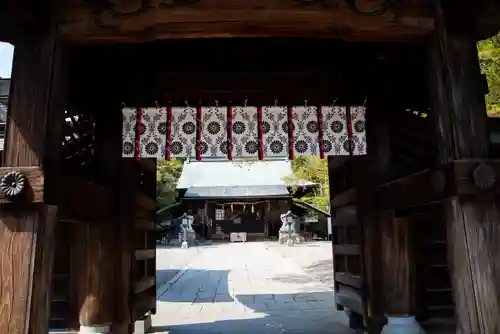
0,205 -> 58,334
0,14 -> 67,334
380,211 -> 417,315
114,160 -> 137,334
134,276 -> 155,294
60,0 -> 434,43
135,249 -> 156,261
136,192 -> 156,211
377,168 -> 449,210
451,160 -> 500,195
429,1 -> 500,333
354,105 -> 391,333
331,189 -> 357,208
0,167 -> 44,203
335,272 -> 362,289
74,223 -> 115,327
58,177 -> 113,222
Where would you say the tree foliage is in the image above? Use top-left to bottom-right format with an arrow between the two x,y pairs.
478,32 -> 500,115
156,158 -> 184,210
284,156 -> 330,212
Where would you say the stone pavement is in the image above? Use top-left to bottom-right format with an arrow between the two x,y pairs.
156,245 -> 201,288
152,242 -> 354,334
266,241 -> 335,289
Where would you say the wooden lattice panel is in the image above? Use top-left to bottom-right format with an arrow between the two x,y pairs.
61,108 -> 96,174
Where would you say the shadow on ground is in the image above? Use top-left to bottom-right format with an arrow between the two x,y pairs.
157,269 -> 183,288
153,268 -> 350,334
157,269 -> 234,303
151,292 -> 349,334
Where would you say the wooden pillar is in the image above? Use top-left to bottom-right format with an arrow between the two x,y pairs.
114,159 -> 136,334
354,107 -> 391,333
429,1 -> 500,333
379,211 -> 424,333
0,25 -> 67,334
73,105 -> 119,333
74,223 -> 115,333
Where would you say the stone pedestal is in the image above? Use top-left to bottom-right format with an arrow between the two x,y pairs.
381,316 -> 425,334
187,230 -> 196,245
278,226 -> 300,245
79,324 -> 111,334
134,313 -> 152,334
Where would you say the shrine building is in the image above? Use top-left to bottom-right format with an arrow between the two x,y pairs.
176,159 -> 329,241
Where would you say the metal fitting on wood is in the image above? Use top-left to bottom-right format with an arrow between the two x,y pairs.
0,170 -> 27,198
471,163 -> 496,190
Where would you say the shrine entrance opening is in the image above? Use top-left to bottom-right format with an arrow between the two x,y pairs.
60,37 -> 442,333
2,9 -> 500,331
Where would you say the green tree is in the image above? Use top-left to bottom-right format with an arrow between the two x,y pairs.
478,32 -> 500,115
284,156 -> 330,212
156,157 -> 184,210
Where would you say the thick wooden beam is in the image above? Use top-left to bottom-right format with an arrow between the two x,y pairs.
60,0 -> 434,43
331,189 -> 357,208
114,159 -> 137,334
0,167 -> 44,203
377,168 -> 449,210
353,106 -> 391,333
0,22 -> 68,334
429,1 -> 500,333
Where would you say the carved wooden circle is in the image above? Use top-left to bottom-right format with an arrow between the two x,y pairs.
472,163 -> 497,190
0,171 -> 27,198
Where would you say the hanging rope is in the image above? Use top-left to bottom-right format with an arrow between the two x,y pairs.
207,200 -> 271,207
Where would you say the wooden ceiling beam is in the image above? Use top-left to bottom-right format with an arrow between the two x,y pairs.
60,0 -> 434,43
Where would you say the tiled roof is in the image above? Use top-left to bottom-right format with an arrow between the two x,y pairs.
176,160 -> 314,189
183,185 -> 291,199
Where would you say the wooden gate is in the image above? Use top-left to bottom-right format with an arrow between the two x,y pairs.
131,159 -> 158,322
331,190 -> 365,326
328,158 -> 369,329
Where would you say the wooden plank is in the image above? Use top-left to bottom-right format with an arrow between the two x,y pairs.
354,97 -> 391,333
333,245 -> 360,256
0,15 -> 67,334
139,159 -> 156,175
335,272 -> 362,289
136,209 -> 150,220
73,223 -> 115,328
0,205 -> 58,333
334,205 -> 357,226
136,192 -> 155,211
377,168 -> 449,210
135,249 -> 155,261
450,159 -> 500,195
429,0 -> 500,332
380,211 -> 417,315
58,177 -> 113,222
114,160 -> 136,334
336,284 -> 364,315
0,167 -> 44,203
60,0 -> 433,43
135,219 -> 157,231
132,289 -> 156,323
134,276 -> 155,294
331,189 -> 357,208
